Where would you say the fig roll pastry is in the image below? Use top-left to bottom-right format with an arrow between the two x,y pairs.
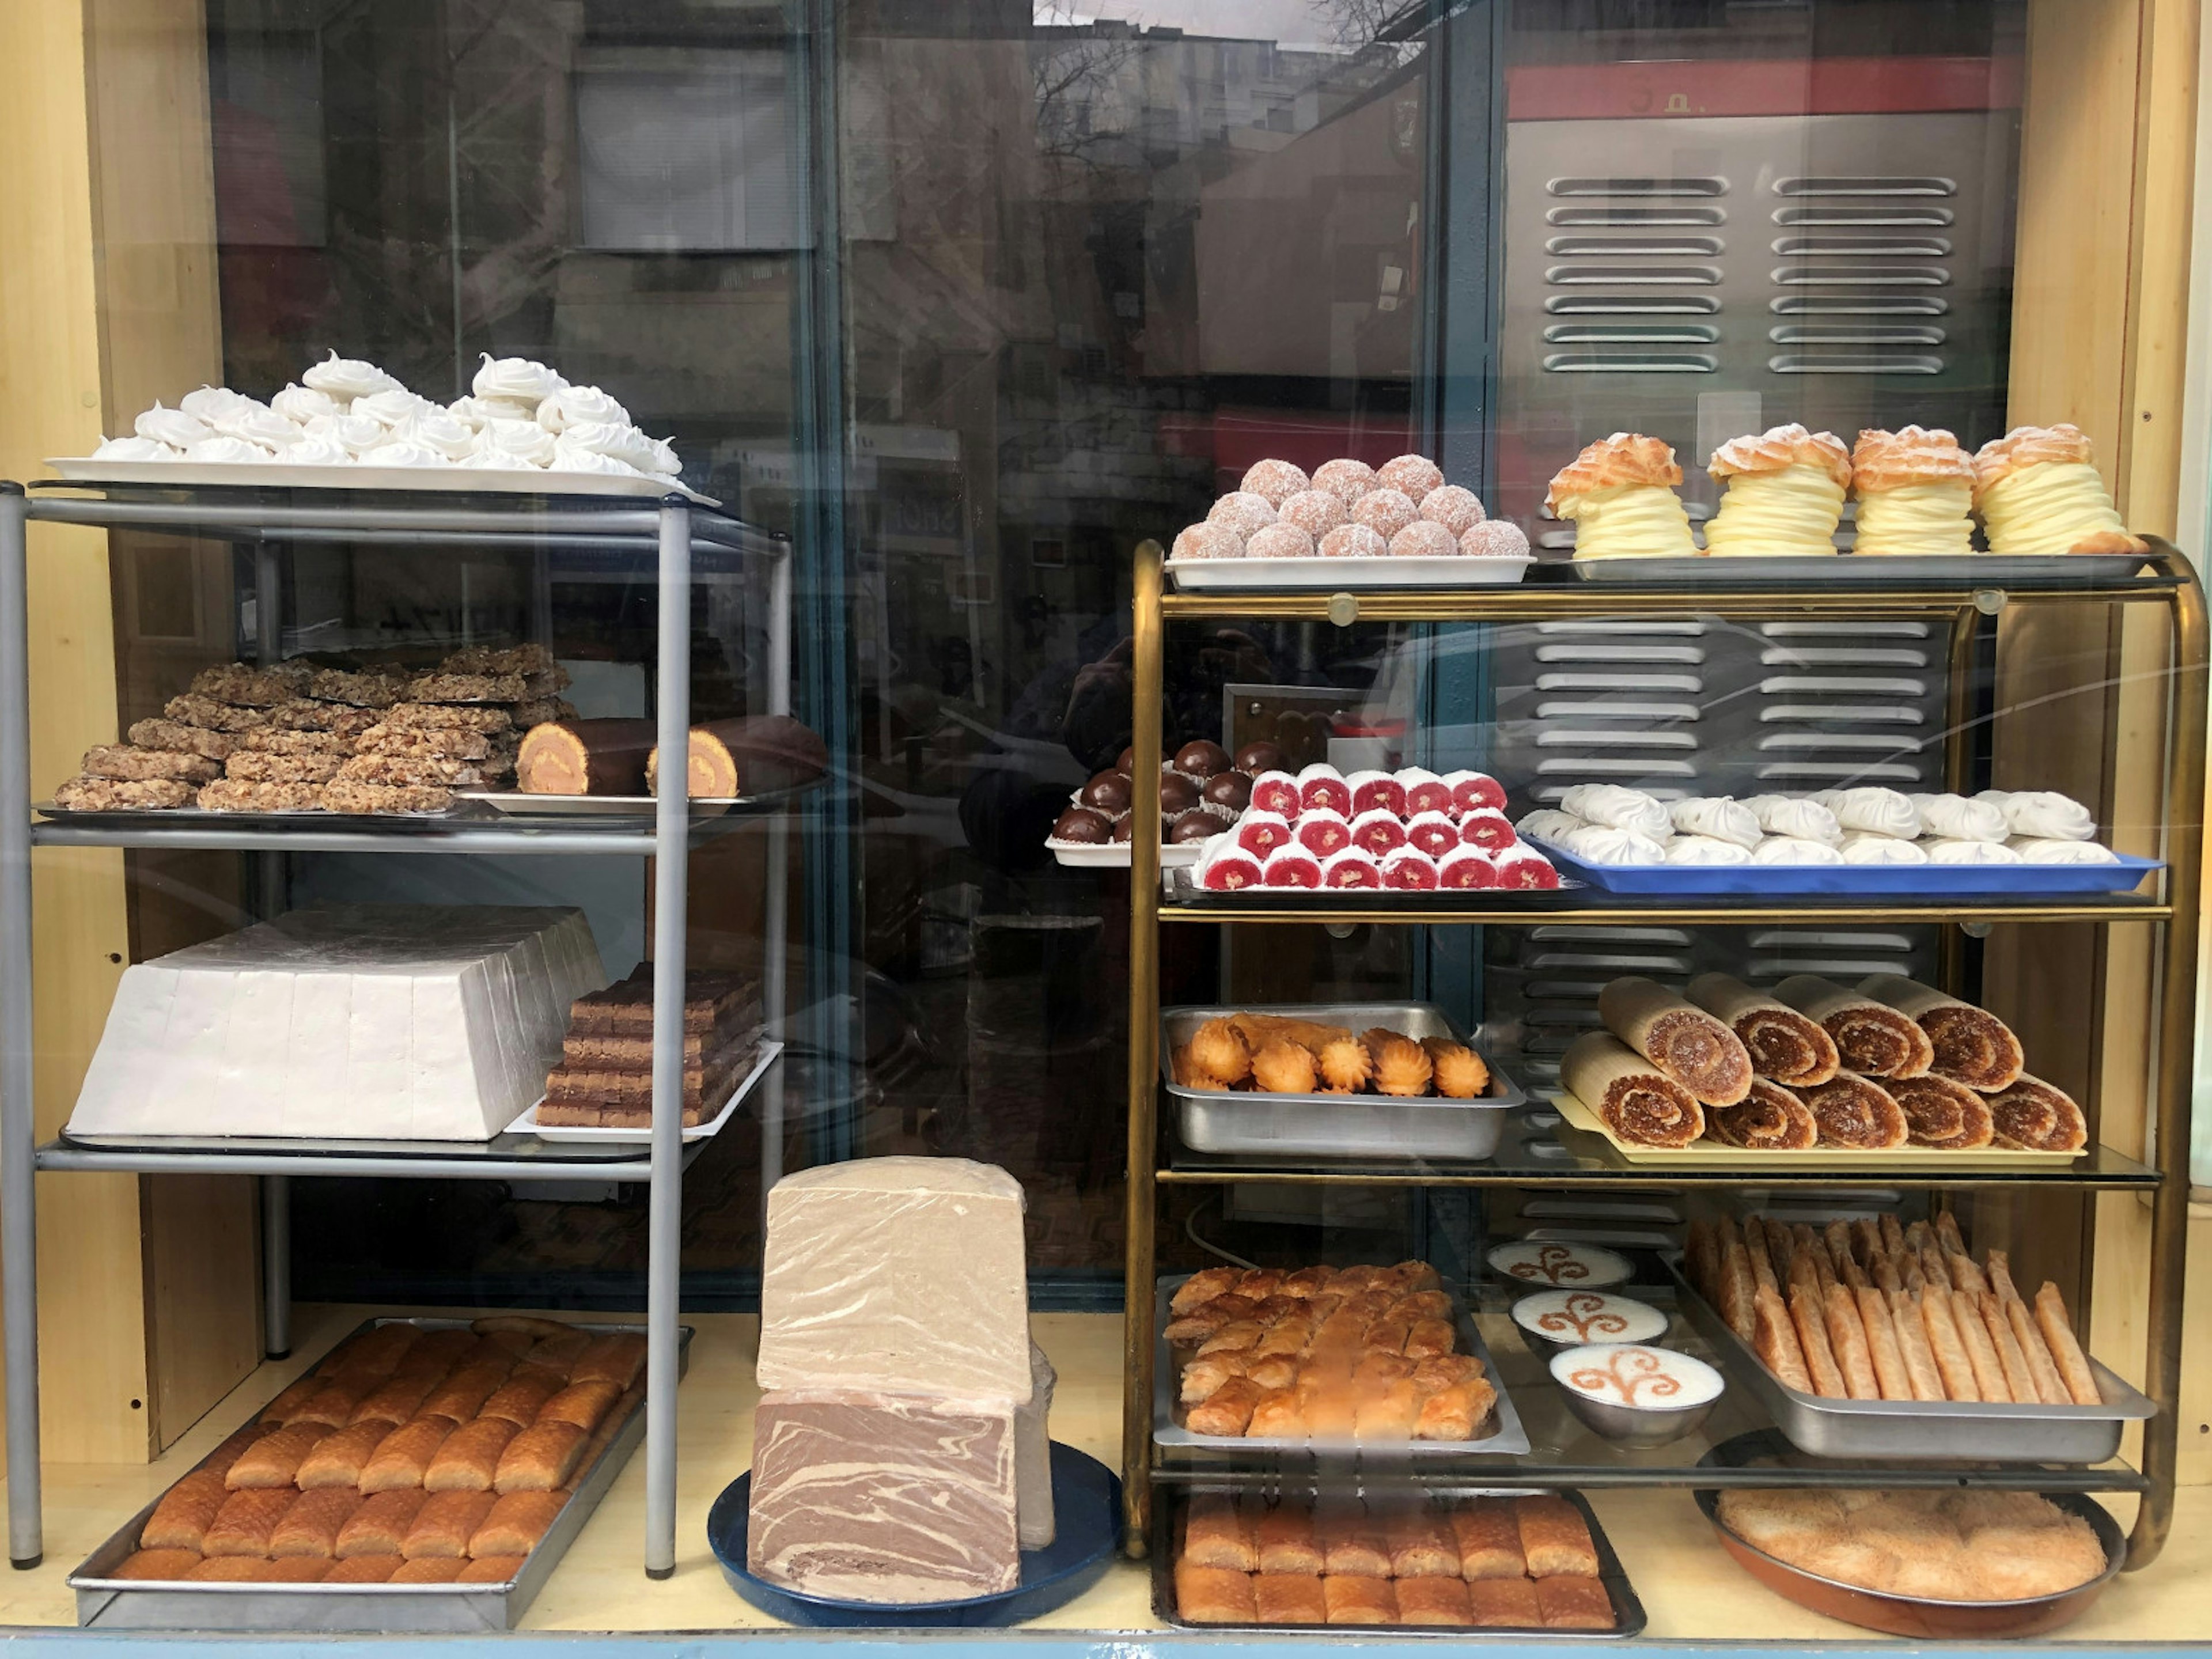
1888,1074 -> 1996,1149
1684,971 -> 1839,1088
1858,975 -> 2025,1091
1598,976 -> 1753,1105
1559,1031 -> 1705,1147
1772,975 -> 1933,1079
1986,1075 -> 2090,1152
1703,1079 -> 1819,1150
1798,1071 -> 1910,1149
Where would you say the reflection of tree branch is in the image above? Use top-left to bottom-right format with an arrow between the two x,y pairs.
1031,31 -> 1143,178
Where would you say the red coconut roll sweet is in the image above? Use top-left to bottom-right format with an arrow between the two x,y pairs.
1381,847 -> 1439,890
1493,847 -> 1560,889
1234,812 -> 1294,858
1437,847 -> 1499,889
1399,767 -> 1451,817
1297,764 -> 1351,817
1296,810 -> 1353,858
1350,809 -> 1407,858
1348,770 -> 1407,817
1262,845 -> 1324,888
1321,849 -> 1381,888
1445,770 -> 1506,816
1198,842 -> 1264,892
1459,809 -> 1516,851
1406,811 -> 1459,858
1250,771 -> 1302,817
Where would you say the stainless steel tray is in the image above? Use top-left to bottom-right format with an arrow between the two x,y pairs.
1661,1254 -> 2153,1462
69,1316 -> 692,1631
1150,1482 -> 1645,1637
1566,553 -> 2150,585
1154,1274 -> 1531,1457
1162,1003 -> 1524,1161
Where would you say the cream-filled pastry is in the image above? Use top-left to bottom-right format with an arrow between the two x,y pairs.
1546,432 -> 1698,559
1974,424 -> 2147,556
1849,426 -> 1977,556
1699,424 -> 1850,556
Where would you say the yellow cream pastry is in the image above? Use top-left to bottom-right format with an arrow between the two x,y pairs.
1546,432 -> 1698,559
1700,424 -> 1851,557
1973,424 -> 2147,556
1849,426 -> 1978,556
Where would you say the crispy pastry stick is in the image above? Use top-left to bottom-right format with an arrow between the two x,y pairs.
1752,1285 -> 1813,1393
1950,1287 -> 2012,1401
1559,1031 -> 1705,1147
1597,976 -> 1754,1106
1916,1286 -> 1979,1400
1787,1282 -> 1847,1397
2035,1283 -> 2103,1404
1823,1283 -> 1881,1400
1717,1218 -> 1758,1341
1743,1217 -> 1782,1296
1887,1289 -> 1946,1400
1976,1291 -> 2040,1404
1685,971 -> 1840,1086
1854,1285 -> 1912,1401
2001,1290 -> 2068,1404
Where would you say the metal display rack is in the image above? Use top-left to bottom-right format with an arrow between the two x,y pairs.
0,478 -> 798,1579
1119,537 -> 2206,1570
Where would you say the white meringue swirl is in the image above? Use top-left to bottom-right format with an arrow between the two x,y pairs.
1558,783 -> 1672,841
1908,792 -> 2009,844
474,417 -> 556,466
321,414 -> 391,455
1664,835 -> 1752,865
1839,832 -> 1928,865
1923,838 -> 2020,865
472,352 -> 566,405
92,435 -> 178,461
1560,824 -> 1666,865
1752,835 -> 1844,866
1981,789 -> 2097,842
394,411 -> 479,460
272,383 -> 344,425
301,350 -> 401,401
276,435 -> 353,465
358,441 -> 449,468
179,385 -> 257,425
353,388 -> 440,428
1827,786 -> 1921,839
223,408 -> 305,449
1743,794 -> 1843,845
183,436 -> 274,464
550,442 -> 642,476
135,403 -> 211,449
2009,836 -> 2119,865
1667,796 -> 1760,849
1517,809 -> 1585,842
536,384 -> 629,433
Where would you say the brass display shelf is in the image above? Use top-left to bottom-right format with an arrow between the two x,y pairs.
1119,536 -> 2209,1578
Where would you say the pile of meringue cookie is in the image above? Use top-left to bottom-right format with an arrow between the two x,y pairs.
1520,784 -> 2120,868
1172,454 -> 1533,561
89,351 -> 682,486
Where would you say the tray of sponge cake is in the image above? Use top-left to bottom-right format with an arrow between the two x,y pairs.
1549,424 -> 2152,578
1156,1265 -> 1529,1455
68,1314 -> 688,1631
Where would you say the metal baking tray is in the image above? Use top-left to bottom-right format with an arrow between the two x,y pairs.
1661,1255 -> 2153,1462
69,1316 -> 691,1631
1564,554 -> 2150,585
47,456 -> 719,507
1151,1483 -> 1644,1637
1161,1003 -> 1524,1161
1154,1274 -> 1531,1457
36,802 -> 459,830
1531,837 -> 2160,898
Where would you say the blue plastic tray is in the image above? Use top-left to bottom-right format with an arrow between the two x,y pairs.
707,1440 -> 1120,1628
1528,837 -> 2161,897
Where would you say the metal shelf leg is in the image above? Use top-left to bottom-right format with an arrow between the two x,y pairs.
262,1176 -> 290,1359
0,484 -> 40,1569
645,497 -> 691,1579
759,544 -> 793,1218
1122,539 -> 1165,1559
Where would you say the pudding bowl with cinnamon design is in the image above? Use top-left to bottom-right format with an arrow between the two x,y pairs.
1550,1343 -> 1725,1449
1484,1239 -> 1633,1290
1511,1290 -> 1670,1358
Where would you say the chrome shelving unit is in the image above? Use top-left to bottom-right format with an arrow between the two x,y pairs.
1120,537 -> 2205,1570
0,478 -> 797,1579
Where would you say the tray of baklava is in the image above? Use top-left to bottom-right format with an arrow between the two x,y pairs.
69,1315 -> 689,1631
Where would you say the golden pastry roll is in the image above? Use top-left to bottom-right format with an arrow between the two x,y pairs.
1185,1376 -> 1265,1438
390,1557 -> 469,1583
419,1363 -> 515,1423
521,1331 -> 591,1378
1800,1071 -> 1910,1150
202,1487 -> 297,1556
140,1468 -> 230,1552
1917,1286 -> 1980,1400
535,1379 -> 623,1434
1253,1571 -> 1327,1624
1772,975 -> 1933,1079
1536,1575 -> 1615,1629
267,1487 -> 364,1558
493,1421 -> 589,1493
1403,1317 -> 1457,1360
1244,1388 -> 1301,1438
226,1425 -> 329,1488
1452,1498 -> 1525,1580
1253,1502 -> 1321,1574
1788,1282 -> 1847,1398
1325,1574 -> 1400,1625
1823,1282 -> 1881,1400
334,1488 -> 429,1556
400,1489 -> 499,1559
296,1422 -> 391,1490
1598,975 -> 1754,1105
115,1549 -> 203,1581
1752,1285 -> 1813,1395
1381,1505 -> 1460,1577
1855,1284 -> 1914,1401
1685,971 -> 1839,1087
1704,1079 -> 1819,1150
1516,1495 -> 1599,1577
1888,1289 -> 1948,1400
1395,1575 -> 1471,1626
1468,1577 -> 1543,1627
1559,1031 -> 1705,1147
257,1375 -> 327,1429
1352,1377 -> 1419,1438
568,1334 -> 647,1390
324,1555 -> 403,1584
516,718 -> 656,795
1316,1503 -> 1391,1577
478,1370 -> 568,1429
1889,1074 -> 1995,1150
1170,1267 -> 1244,1315
468,1490 -> 566,1559
1987,1076 -> 2089,1153
1414,1377 -> 1495,1441
1173,1561 -> 1257,1624
359,1415 -> 460,1493
1858,974 -> 2024,1091
423,1418 -> 522,1492
2035,1282 -> 2103,1403
459,1555 -> 527,1584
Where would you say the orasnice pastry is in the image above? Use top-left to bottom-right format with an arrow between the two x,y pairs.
1849,426 -> 1978,556
1700,425 -> 1850,557
1973,423 -> 2147,556
1545,433 -> 1698,559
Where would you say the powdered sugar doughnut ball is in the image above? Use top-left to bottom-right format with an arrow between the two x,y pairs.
1312,457 -> 1377,505
1420,484 -> 1486,536
1239,458 -> 1310,506
1277,489 -> 1346,536
1319,523 -> 1388,558
1391,520 -> 1459,558
1246,521 -> 1317,559
1461,520 -> 1532,558
1377,453 -> 1445,499
1208,490 -> 1277,537
1350,488 -> 1417,539
1173,521 -> 1244,560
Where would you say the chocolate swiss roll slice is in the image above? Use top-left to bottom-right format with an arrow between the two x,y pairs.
1773,975 -> 1933,1080
1703,1078 -> 1819,1150
646,714 -> 827,799
1560,1031 -> 1705,1147
1857,974 -> 2024,1091
1598,975 -> 1754,1106
1685,971 -> 1839,1087
1888,1073 -> 1995,1149
1984,1074 -> 2088,1152
514,717 -> 656,795
1798,1071 -> 1910,1149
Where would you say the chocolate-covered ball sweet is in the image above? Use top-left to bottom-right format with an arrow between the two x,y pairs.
1170,809 -> 1221,844
1174,739 -> 1232,779
1115,746 -> 1136,775
1080,770 -> 1132,815
1204,770 -> 1253,813
1234,740 -> 1285,775
1158,772 -> 1200,814
1052,806 -> 1112,844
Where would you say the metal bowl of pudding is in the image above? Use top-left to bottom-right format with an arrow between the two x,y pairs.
1550,1343 -> 1724,1448
1486,1238 -> 1633,1290
1510,1289 -> 1669,1358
